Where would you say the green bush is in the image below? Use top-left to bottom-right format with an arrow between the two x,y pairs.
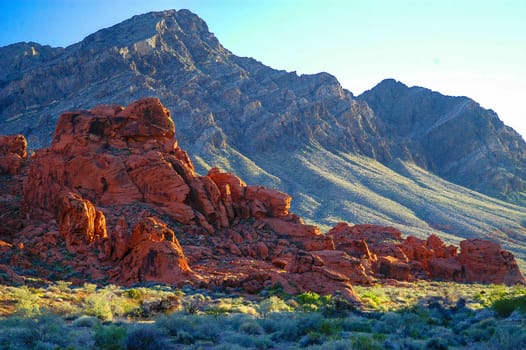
299,331 -> 325,347
0,313 -> 71,350
258,296 -> 292,317
126,288 -> 144,300
239,320 -> 264,335
351,335 -> 383,350
319,318 -> 343,336
84,293 -> 113,321
125,326 -> 168,350
175,330 -> 194,344
72,315 -> 102,328
322,297 -> 355,318
12,286 -> 42,317
426,337 -> 448,350
94,325 -> 127,350
492,295 -> 526,317
261,314 -> 300,341
342,318 -> 372,333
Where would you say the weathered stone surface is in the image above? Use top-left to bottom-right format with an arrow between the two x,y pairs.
0,134 -> 26,175
328,222 -> 524,284
119,217 -> 195,285
459,239 -> 524,284
57,192 -> 107,255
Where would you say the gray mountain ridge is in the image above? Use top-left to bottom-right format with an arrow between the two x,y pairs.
1,9 -> 525,265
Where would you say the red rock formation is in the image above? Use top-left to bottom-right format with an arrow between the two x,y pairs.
0,134 -> 26,175
328,222 -> 524,284
0,98 -> 523,299
118,217 -> 196,285
459,239 -> 524,285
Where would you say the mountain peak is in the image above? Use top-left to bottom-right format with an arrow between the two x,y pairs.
76,8 -> 218,51
375,78 -> 408,90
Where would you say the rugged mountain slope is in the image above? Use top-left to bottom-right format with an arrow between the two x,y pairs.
1,9 -> 525,264
359,79 -> 526,204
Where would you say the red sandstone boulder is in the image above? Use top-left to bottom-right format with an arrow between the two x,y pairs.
57,192 -> 107,255
459,239 -> 524,284
0,134 -> 27,175
119,217 -> 196,285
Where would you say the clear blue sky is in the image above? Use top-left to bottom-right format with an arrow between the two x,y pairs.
1,0 -> 525,139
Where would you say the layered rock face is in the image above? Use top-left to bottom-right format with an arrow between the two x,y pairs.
0,98 -> 523,294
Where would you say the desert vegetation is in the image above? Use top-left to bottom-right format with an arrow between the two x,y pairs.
0,280 -> 524,349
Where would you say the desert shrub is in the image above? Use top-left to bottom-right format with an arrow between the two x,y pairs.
295,312 -> 325,335
0,313 -> 71,350
156,312 -> 222,342
239,320 -> 264,335
359,291 -> 388,311
82,282 -> 98,293
261,313 -> 300,341
258,295 -> 292,317
55,280 -> 73,292
94,324 -> 127,350
322,297 -> 356,318
175,330 -> 194,344
138,295 -> 178,318
486,324 -> 526,349
297,291 -> 325,310
156,312 -> 190,336
253,335 -> 274,350
352,335 -> 383,350
53,300 -> 81,319
192,315 -> 223,342
426,337 -> 448,350
12,285 -> 42,317
303,339 -> 353,350
260,282 -> 286,298
224,332 -> 258,348
232,303 -> 258,316
84,292 -> 113,321
319,318 -> 343,336
299,331 -> 325,347
72,315 -> 102,328
342,317 -> 372,333
182,293 -> 206,314
125,325 -> 168,350
212,344 -> 247,350
462,318 -> 496,342
126,288 -> 144,300
205,298 -> 233,316
426,325 -> 457,346
372,312 -> 403,334
492,295 -> 526,317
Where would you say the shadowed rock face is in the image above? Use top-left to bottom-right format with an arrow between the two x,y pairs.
0,98 -> 523,296
359,79 -> 526,200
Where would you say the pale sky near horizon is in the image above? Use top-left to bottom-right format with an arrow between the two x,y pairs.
1,0 -> 525,140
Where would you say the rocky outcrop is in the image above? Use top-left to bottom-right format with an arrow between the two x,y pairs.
458,239 -> 525,285
328,222 -> 524,284
0,99 -> 523,300
0,134 -> 26,175
0,98 -> 362,298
